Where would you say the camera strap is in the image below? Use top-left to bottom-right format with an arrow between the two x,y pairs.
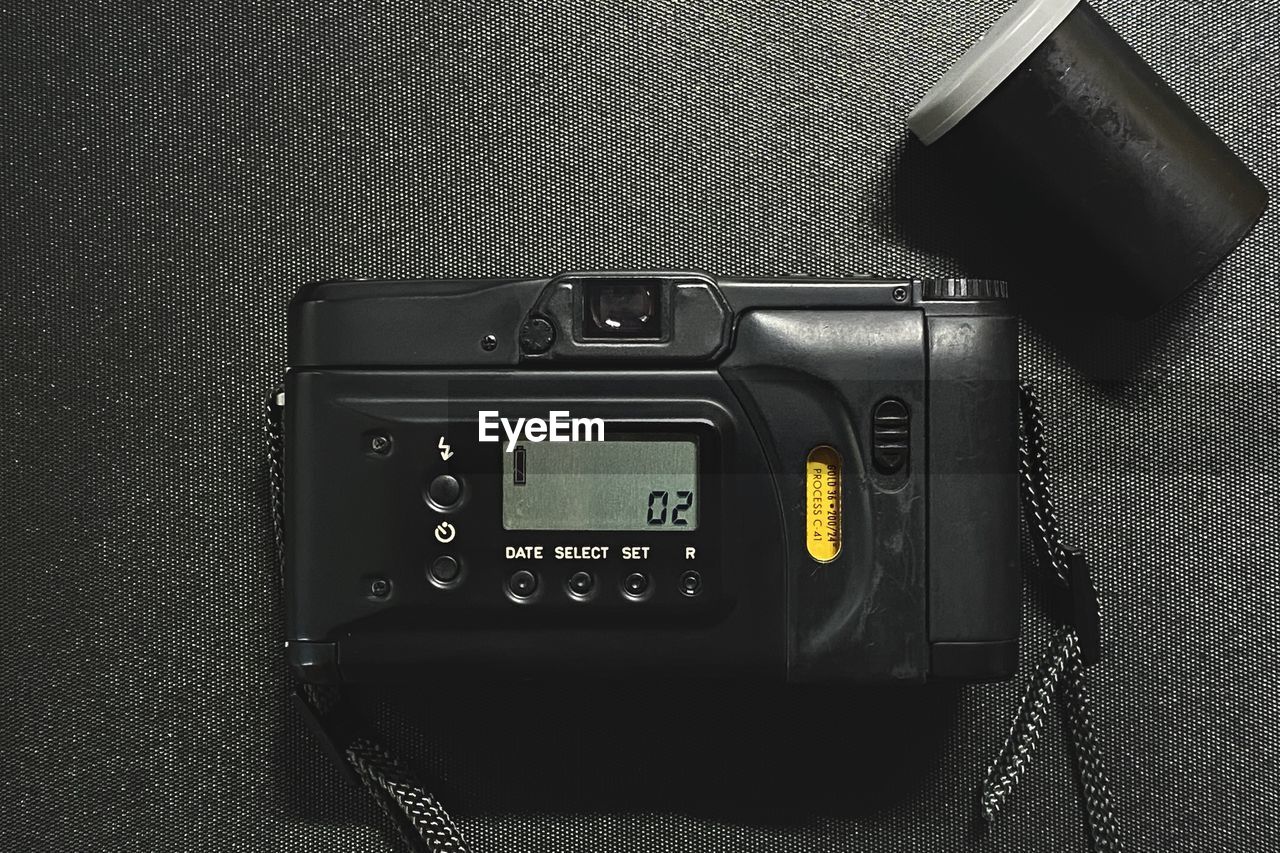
266,385 -> 1123,853
978,385 -> 1124,853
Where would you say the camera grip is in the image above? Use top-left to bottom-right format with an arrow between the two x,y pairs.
926,314 -> 1020,680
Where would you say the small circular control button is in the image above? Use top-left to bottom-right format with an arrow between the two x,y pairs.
519,317 -> 555,354
429,555 -> 461,585
679,570 -> 702,597
427,474 -> 462,509
508,570 -> 538,598
568,571 -> 594,597
622,572 -> 650,598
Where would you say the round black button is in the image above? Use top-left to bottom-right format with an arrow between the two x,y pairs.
429,555 -> 460,585
623,572 -> 650,597
427,474 -> 462,508
508,569 -> 538,598
519,317 -> 555,354
568,571 -> 594,597
679,570 -> 702,596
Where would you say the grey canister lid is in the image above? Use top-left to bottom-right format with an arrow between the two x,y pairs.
908,0 -> 1081,144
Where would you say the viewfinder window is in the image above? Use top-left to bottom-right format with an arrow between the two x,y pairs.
581,280 -> 662,339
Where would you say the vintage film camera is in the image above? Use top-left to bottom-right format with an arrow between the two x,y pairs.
282,272 -> 1019,683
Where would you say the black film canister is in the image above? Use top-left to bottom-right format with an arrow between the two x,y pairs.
908,0 -> 1267,317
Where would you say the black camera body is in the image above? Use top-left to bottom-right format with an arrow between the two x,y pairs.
283,272 -> 1020,684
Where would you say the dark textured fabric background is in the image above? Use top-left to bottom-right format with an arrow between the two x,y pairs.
2,1 -> 1277,851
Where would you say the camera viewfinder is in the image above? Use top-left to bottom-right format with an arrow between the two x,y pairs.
581,280 -> 662,339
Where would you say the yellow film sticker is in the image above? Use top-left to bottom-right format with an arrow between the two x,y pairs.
806,446 -> 842,563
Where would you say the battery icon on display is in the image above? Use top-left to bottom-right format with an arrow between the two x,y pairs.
513,445 -> 526,485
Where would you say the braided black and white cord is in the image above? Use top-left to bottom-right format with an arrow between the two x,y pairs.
1019,383 -> 1071,585
979,385 -> 1124,853
346,736 -> 471,853
980,626 -> 1078,819
1060,640 -> 1124,853
266,390 -> 286,571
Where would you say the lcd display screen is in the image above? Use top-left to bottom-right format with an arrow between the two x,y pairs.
502,438 -> 698,531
